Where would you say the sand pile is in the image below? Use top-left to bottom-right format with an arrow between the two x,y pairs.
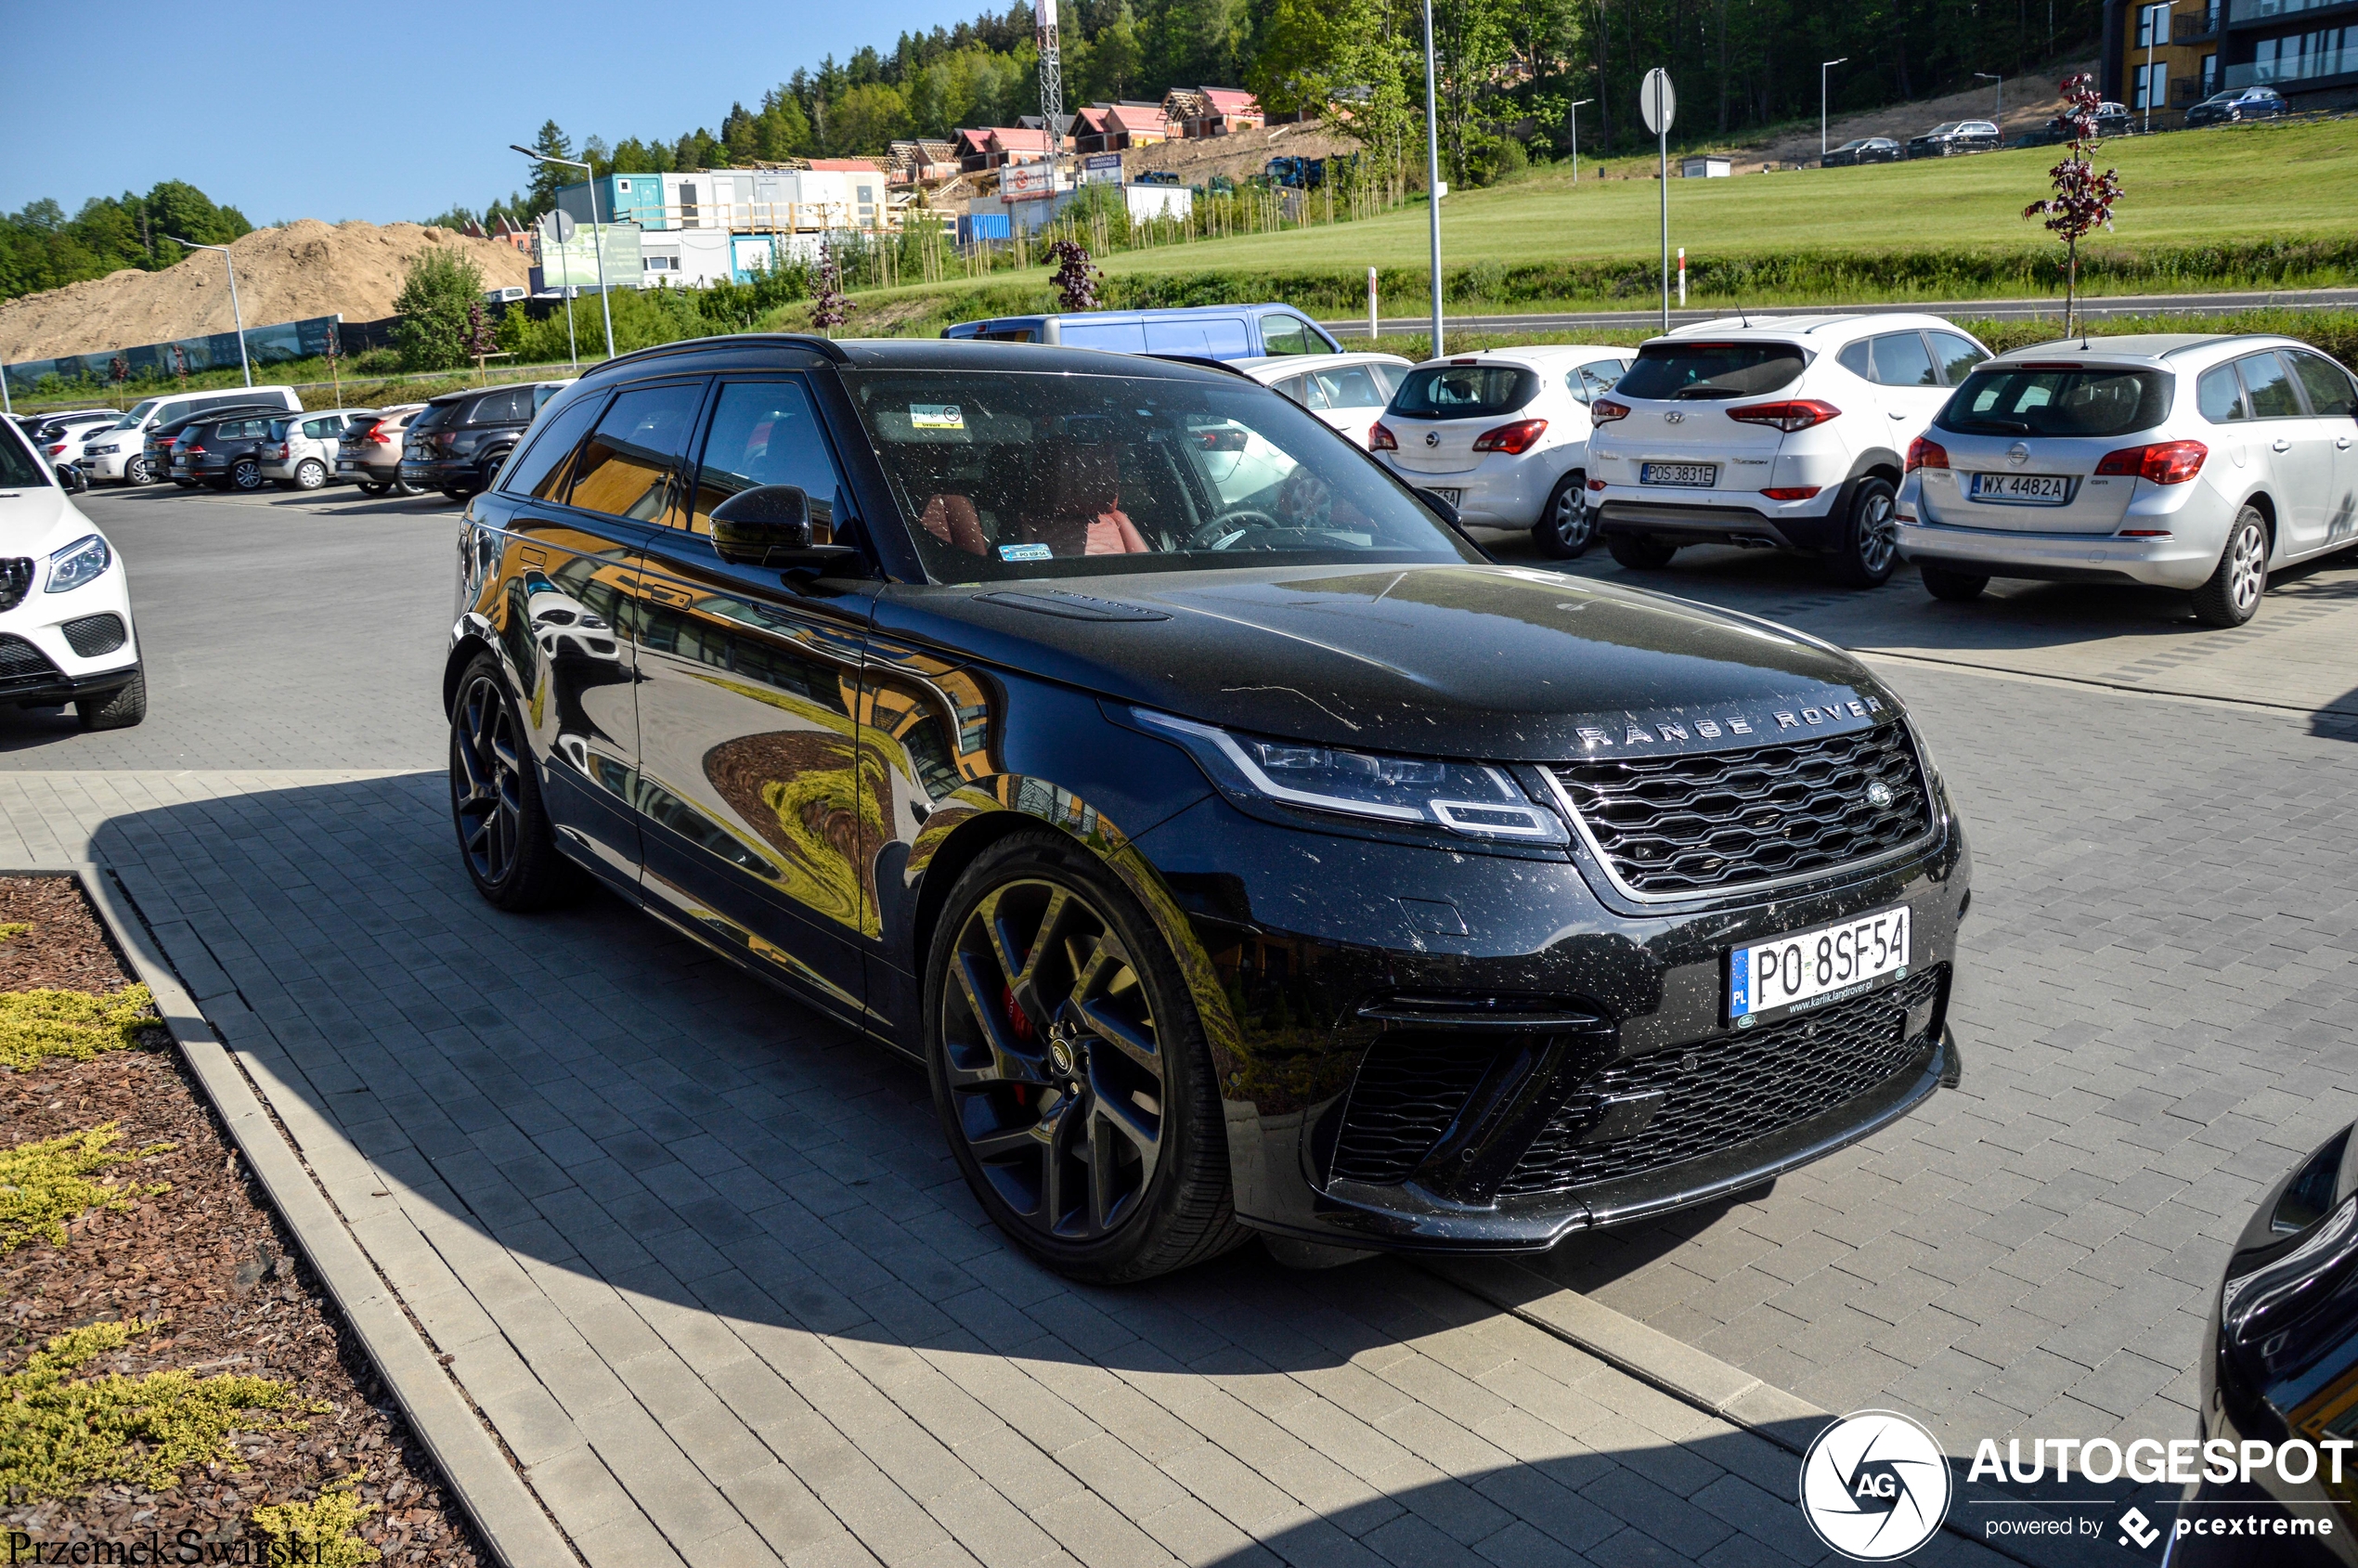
0,219 -> 537,363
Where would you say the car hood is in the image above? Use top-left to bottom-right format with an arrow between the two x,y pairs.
871,563 -> 1896,761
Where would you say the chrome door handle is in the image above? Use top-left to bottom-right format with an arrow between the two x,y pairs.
1887,410 -> 1908,419
2339,437 -> 2352,449
2273,438 -> 2291,452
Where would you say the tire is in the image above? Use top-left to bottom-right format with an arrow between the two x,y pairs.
125,456 -> 153,486
447,655 -> 581,912
293,459 -> 327,490
391,478 -> 421,498
1920,564 -> 1989,603
1829,476 -> 1900,588
76,670 -> 146,732
1532,473 -> 1595,560
230,459 -> 264,492
2191,506 -> 2269,628
175,478 -> 201,490
1607,532 -> 1679,571
358,482 -> 388,497
925,831 -> 1247,1284
443,487 -> 473,504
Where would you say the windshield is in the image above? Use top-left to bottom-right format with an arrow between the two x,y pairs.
846,369 -> 1480,585
0,425 -> 49,487
123,399 -> 159,424
1616,342 -> 1807,401
1390,364 -> 1539,421
1938,366 -> 2174,437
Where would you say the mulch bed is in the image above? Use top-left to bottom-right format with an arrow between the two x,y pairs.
0,875 -> 490,1565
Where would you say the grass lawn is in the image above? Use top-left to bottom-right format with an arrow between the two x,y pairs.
1097,117 -> 2358,279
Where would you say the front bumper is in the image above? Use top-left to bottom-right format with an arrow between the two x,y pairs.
1129,787 -> 1967,1253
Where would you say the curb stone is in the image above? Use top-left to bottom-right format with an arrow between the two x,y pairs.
58,863 -> 580,1568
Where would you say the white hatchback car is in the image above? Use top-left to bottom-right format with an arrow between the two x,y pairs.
1896,334 -> 2358,627
1237,353 -> 1413,450
0,420 -> 145,730
1587,314 -> 1993,585
1370,345 -> 1635,557
258,408 -> 378,490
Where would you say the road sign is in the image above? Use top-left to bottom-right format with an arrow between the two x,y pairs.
1640,70 -> 1677,136
539,210 -> 577,243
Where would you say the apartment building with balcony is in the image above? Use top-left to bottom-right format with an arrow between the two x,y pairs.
2105,0 -> 2358,113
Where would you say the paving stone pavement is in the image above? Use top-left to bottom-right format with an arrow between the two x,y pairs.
18,487 -> 2354,1566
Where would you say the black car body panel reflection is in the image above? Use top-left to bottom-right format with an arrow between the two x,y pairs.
447,334 -> 1970,1274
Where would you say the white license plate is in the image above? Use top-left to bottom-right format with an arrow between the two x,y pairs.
1730,906 -> 1911,1026
1969,472 -> 2071,504
336,461 -> 356,472
1428,488 -> 1461,507
1641,462 -> 1717,487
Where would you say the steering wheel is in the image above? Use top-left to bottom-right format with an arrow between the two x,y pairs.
1185,508 -> 1284,551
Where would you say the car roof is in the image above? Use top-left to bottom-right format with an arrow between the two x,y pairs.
1657,312 -> 1962,343
1406,344 -> 1633,370
1986,332 -> 2291,365
1236,351 -> 1414,380
576,332 -> 1258,389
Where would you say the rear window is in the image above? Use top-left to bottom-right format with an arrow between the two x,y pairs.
1615,343 -> 1807,401
410,401 -> 463,434
1390,364 -> 1541,420
1937,366 -> 2174,438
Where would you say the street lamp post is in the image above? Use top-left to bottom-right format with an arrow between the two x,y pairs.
1976,72 -> 2003,126
1820,58 -> 1848,162
166,236 -> 252,386
1569,98 -> 1594,184
1420,0 -> 1445,357
513,145 -> 615,363
2142,5 -> 2158,133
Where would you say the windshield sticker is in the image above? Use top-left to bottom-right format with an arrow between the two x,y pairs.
911,404 -> 965,430
998,542 -> 1053,563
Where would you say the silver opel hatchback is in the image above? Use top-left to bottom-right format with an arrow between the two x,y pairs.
1895,334 -> 2358,627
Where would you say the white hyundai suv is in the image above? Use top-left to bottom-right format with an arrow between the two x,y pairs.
1370,345 -> 1635,558
1896,333 -> 2358,627
0,420 -> 145,729
1587,315 -> 1992,585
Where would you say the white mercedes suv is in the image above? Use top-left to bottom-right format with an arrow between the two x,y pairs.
0,421 -> 145,729
1896,333 -> 2358,627
1587,315 -> 1993,586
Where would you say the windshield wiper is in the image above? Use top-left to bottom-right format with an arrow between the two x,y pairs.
1673,387 -> 1743,400
1956,418 -> 2033,434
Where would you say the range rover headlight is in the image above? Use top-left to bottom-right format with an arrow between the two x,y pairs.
45,534 -> 112,593
1134,708 -> 1567,843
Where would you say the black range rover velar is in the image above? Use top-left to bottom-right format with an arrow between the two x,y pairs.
447,335 -> 1969,1282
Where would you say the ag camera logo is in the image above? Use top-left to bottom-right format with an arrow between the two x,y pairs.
1800,1410 -> 1953,1561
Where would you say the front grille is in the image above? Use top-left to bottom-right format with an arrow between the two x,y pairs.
1497,965 -> 1946,1198
62,614 -> 126,658
0,559 -> 31,612
0,634 -> 64,693
1328,1035 -> 1494,1186
1551,721 -> 1932,897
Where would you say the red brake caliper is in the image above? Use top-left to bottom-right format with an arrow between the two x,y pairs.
1004,986 -> 1033,1106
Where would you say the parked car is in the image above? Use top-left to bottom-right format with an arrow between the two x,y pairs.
445,332 -> 1968,1282
257,408 -> 377,490
1133,169 -> 1183,186
2185,85 -> 2290,126
175,410 -> 290,491
145,402 -> 292,489
77,386 -> 302,485
1587,314 -> 1994,585
336,404 -> 427,495
2178,1118 -> 2358,1565
32,411 -> 123,468
1823,136 -> 1903,167
399,383 -> 571,500
1372,345 -> 1635,557
0,419 -> 146,729
942,303 -> 1341,360
1905,120 -> 2002,157
1894,334 -> 2358,627
1237,352 -> 1413,450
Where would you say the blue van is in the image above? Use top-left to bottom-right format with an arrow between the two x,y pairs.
940,303 -> 1339,361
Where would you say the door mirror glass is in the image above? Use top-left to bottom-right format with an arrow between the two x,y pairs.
710,485 -> 814,564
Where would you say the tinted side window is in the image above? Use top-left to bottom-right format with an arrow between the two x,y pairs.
2239,353 -> 2303,419
1871,332 -> 1938,388
1928,331 -> 1989,386
569,383 -> 703,525
2197,365 -> 2248,422
687,380 -> 849,539
1837,341 -> 1874,381
502,393 -> 605,499
1315,366 -> 1390,410
2289,351 -> 2358,417
469,387 -> 532,425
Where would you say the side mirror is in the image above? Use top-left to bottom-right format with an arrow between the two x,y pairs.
1416,487 -> 1462,529
55,463 -> 87,495
708,484 -> 866,582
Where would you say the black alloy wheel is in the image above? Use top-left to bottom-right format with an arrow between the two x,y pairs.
1533,472 -> 1596,560
926,834 -> 1243,1282
1831,476 -> 1900,588
447,655 -> 577,911
230,458 -> 265,492
1607,532 -> 1679,571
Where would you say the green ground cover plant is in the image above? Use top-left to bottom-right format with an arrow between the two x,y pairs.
0,1122 -> 172,1253
0,985 -> 157,1071
250,1469 -> 381,1567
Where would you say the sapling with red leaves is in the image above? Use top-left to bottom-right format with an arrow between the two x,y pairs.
1047,239 -> 1102,312
810,236 -> 851,333
2024,73 -> 2125,339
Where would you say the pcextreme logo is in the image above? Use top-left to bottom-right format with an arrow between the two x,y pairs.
1799,1410 -> 1955,1561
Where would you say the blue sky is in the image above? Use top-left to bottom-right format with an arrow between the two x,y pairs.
1,0 -> 981,227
